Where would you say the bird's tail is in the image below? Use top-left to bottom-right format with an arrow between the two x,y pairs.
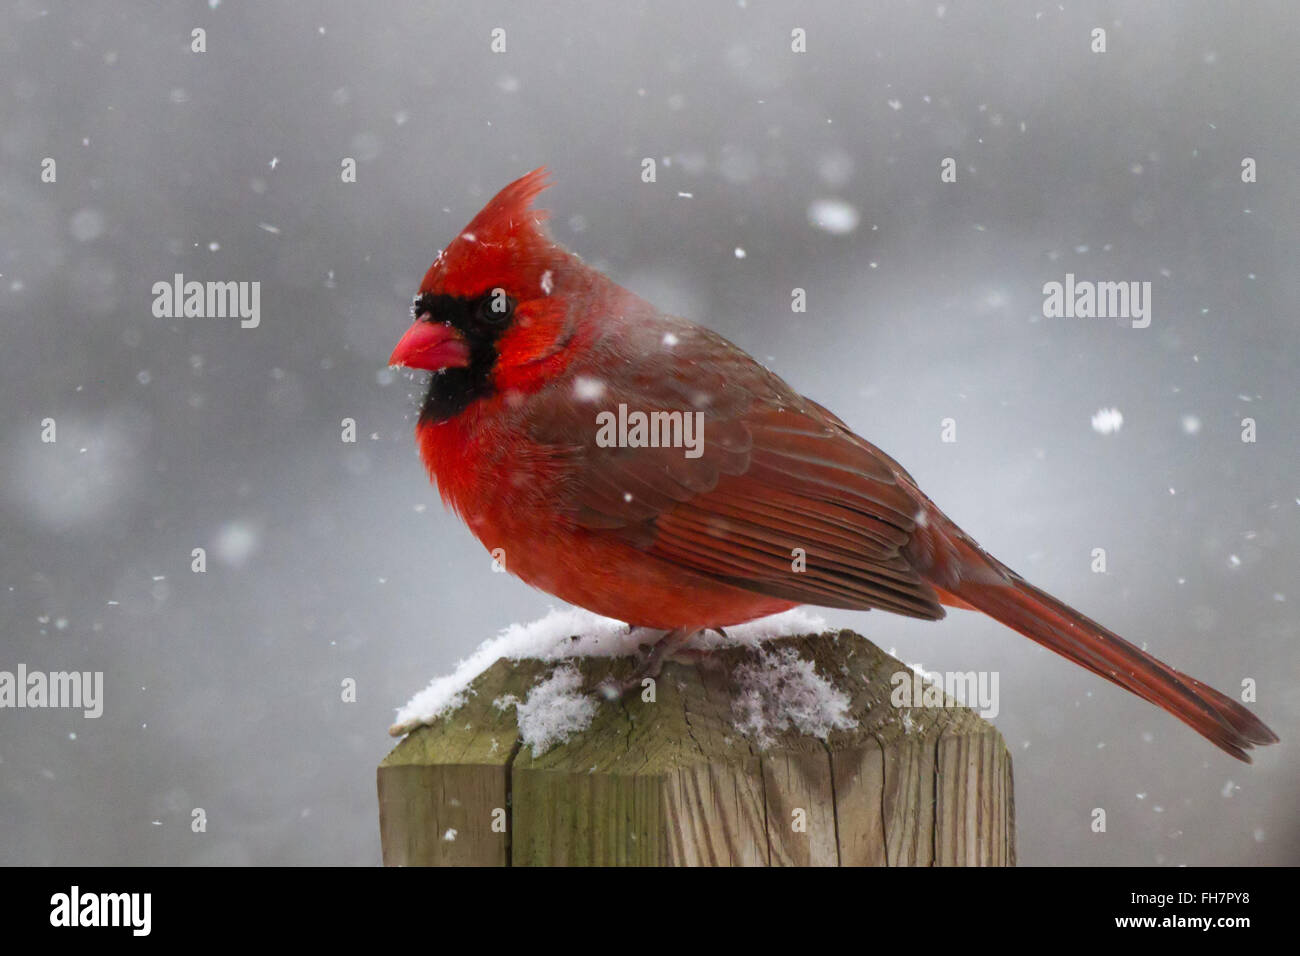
946,562 -> 1278,762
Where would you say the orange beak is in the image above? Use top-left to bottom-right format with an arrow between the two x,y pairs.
388,320 -> 471,371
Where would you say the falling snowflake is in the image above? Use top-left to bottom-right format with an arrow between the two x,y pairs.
1091,407 -> 1123,435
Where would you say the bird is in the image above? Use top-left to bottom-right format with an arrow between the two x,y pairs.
388,168 -> 1277,762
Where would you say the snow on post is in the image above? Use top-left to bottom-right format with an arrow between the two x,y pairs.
377,619 -> 1014,866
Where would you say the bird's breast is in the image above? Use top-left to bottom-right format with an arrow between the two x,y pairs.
416,403 -> 568,533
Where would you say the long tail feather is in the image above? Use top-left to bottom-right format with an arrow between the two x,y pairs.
949,570 -> 1278,762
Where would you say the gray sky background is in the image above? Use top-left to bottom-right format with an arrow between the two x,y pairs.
1,1 -> 1296,865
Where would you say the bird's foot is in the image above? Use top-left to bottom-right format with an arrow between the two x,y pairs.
596,627 -> 698,701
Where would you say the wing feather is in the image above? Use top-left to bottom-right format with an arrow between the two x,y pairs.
522,316 -> 945,620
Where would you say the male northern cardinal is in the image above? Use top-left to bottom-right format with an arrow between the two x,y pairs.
389,168 -> 1277,762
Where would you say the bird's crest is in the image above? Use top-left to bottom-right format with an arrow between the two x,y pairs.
419,167 -> 556,298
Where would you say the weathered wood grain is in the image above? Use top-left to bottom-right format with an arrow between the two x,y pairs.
377,630 -> 1014,866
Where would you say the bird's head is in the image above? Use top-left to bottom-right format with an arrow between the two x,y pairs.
390,168 -> 584,421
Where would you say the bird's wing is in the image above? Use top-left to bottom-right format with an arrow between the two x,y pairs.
523,318 -> 945,620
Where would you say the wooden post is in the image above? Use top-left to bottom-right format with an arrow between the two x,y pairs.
377,630 -> 1014,866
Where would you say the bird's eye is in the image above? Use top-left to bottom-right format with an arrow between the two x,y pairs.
411,293 -> 436,321
477,288 -> 515,325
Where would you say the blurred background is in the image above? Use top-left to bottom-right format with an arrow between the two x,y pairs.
1,0 -> 1296,865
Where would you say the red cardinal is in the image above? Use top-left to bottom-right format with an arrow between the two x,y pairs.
390,169 -> 1277,762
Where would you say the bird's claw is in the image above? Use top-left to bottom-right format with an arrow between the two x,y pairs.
594,627 -> 697,701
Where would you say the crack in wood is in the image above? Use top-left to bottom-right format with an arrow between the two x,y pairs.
377,631 -> 1013,866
